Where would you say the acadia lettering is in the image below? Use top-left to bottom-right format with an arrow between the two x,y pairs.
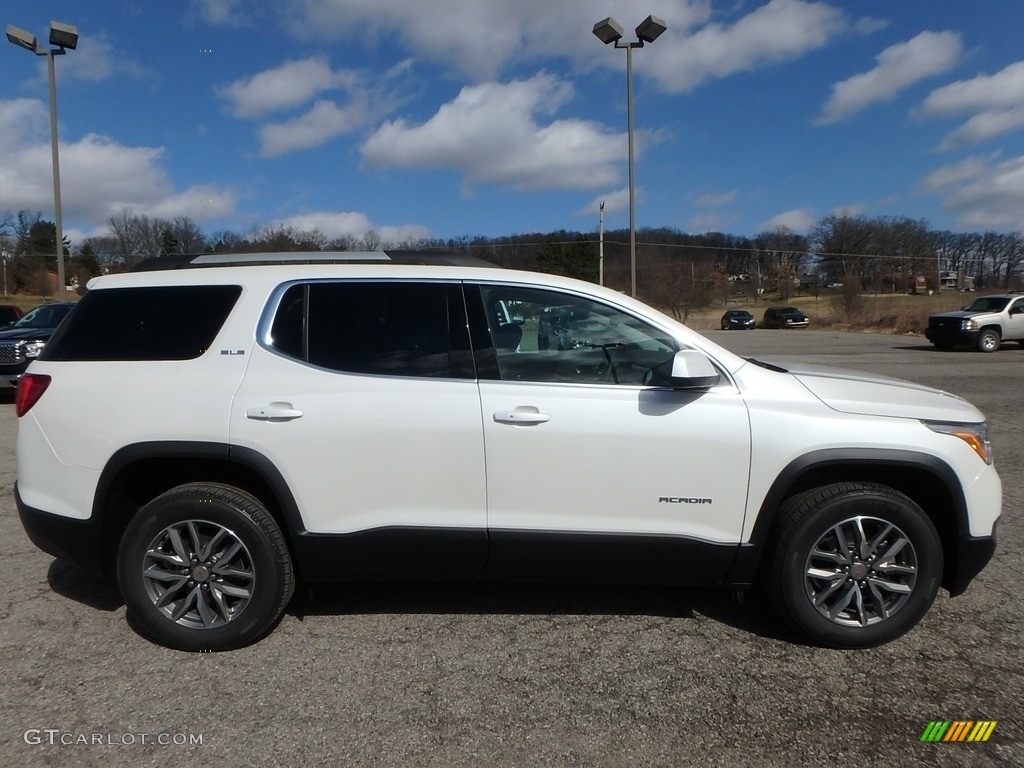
659,497 -> 713,504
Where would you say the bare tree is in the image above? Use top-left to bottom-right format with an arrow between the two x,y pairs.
169,216 -> 208,254
755,227 -> 807,300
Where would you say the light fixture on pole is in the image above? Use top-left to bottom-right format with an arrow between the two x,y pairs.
593,14 -> 666,299
6,20 -> 78,301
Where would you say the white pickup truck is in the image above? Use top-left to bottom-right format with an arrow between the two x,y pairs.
925,293 -> 1024,351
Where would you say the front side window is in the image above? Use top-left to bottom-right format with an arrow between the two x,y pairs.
476,284 -> 677,385
269,281 -> 470,378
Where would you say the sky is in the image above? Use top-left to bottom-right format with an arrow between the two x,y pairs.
2,0 -> 1024,250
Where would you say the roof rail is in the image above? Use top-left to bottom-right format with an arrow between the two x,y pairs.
190,251 -> 389,266
130,250 -> 496,272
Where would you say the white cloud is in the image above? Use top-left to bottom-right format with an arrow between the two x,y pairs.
0,99 -> 48,153
687,211 -> 740,233
361,73 -> 624,191
276,211 -> 430,245
648,0 -> 846,93
0,99 -> 237,230
853,17 -> 890,35
759,208 -> 817,233
217,56 -> 358,118
144,185 -> 238,220
922,61 -> 1024,115
922,61 -> 1024,149
259,99 -> 369,157
21,31 -> 148,86
828,204 -> 867,219
696,190 -> 738,207
192,0 -> 248,27
917,156 -> 988,189
288,0 -> 715,81
284,1 -> 860,98
919,154 -> 1024,230
67,32 -> 149,83
816,31 -> 963,125
577,187 -> 631,219
935,108 -> 1024,151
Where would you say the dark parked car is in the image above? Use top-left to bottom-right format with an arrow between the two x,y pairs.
721,309 -> 756,330
762,306 -> 809,329
0,302 -> 76,386
0,304 -> 25,328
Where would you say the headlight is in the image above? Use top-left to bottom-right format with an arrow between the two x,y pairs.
961,318 -> 978,331
924,420 -> 992,465
23,341 -> 47,359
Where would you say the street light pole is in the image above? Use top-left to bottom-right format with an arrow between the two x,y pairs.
593,15 -> 667,299
7,21 -> 78,301
626,43 -> 636,297
46,48 -> 67,300
598,200 -> 605,286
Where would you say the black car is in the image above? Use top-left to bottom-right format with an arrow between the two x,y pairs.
720,309 -> 756,330
0,302 -> 76,386
762,306 -> 809,329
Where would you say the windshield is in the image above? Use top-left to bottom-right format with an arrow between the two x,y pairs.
964,297 -> 1010,312
13,304 -> 70,329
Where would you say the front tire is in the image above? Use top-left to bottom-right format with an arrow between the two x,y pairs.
764,482 -> 941,648
977,328 -> 1000,352
117,483 -> 294,651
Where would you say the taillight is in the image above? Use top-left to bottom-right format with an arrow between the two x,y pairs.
15,373 -> 51,417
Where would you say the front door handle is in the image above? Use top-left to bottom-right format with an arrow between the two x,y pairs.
246,403 -> 303,422
493,407 -> 550,425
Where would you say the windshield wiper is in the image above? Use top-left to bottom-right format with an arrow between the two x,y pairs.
745,357 -> 788,373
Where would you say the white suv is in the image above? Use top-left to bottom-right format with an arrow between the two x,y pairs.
14,253 -> 1000,651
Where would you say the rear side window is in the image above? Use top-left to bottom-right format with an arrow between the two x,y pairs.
268,281 -> 471,378
43,285 -> 242,361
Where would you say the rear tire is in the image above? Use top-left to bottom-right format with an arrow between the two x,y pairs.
117,483 -> 294,651
764,482 -> 941,648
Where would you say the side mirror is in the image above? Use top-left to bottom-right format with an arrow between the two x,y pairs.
670,349 -> 720,390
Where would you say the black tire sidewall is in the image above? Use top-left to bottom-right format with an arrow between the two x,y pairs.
117,489 -> 290,652
777,489 -> 942,648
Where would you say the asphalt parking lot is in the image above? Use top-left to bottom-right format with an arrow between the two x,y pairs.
0,330 -> 1020,767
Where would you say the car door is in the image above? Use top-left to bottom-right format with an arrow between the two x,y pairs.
230,279 -> 488,579
467,282 -> 752,583
1006,297 -> 1024,339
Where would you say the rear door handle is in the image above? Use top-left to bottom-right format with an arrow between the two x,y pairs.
246,404 -> 303,422
493,407 -> 550,425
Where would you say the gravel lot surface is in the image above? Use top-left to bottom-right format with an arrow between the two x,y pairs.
0,329 -> 1019,767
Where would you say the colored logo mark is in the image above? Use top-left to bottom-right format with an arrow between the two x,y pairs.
921,721 -> 997,742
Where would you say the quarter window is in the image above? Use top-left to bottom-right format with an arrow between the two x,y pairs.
476,285 -> 677,385
42,285 -> 241,361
